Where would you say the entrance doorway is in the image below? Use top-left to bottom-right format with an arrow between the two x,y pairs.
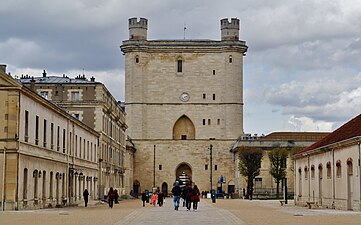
133,180 -> 140,197
176,163 -> 192,188
161,182 -> 168,196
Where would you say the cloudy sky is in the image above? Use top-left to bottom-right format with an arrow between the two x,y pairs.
1,0 -> 360,135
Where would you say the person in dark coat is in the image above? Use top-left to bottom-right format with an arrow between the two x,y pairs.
192,185 -> 200,210
83,189 -> 89,207
158,191 -> 164,207
183,183 -> 193,211
171,181 -> 182,211
107,187 -> 115,208
114,189 -> 119,204
141,192 -> 147,207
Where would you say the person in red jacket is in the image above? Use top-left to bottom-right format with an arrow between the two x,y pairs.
192,185 -> 200,210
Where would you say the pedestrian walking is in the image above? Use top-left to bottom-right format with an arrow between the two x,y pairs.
192,185 -> 200,210
171,181 -> 182,211
183,183 -> 193,211
158,191 -> 164,207
141,192 -> 147,207
83,189 -> 89,207
151,193 -> 158,206
107,187 -> 115,208
114,189 -> 119,204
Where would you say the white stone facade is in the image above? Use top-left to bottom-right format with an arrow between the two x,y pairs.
0,71 -> 99,210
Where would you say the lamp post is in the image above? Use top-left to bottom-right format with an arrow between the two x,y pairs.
153,145 -> 156,188
210,144 -> 213,191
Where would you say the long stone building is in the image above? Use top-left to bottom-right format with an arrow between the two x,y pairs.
18,72 -> 131,198
0,67 -> 99,210
121,17 -> 247,195
294,114 -> 361,210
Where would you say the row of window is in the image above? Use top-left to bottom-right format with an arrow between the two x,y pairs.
135,55 -> 234,74
202,119 -> 221,126
298,159 -> 353,180
101,143 -> 123,166
23,168 -> 96,202
203,93 -> 216,100
157,164 -> 218,171
24,110 -> 97,162
102,114 -> 126,143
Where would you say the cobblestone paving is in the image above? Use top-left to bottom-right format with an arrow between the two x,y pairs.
115,198 -> 247,225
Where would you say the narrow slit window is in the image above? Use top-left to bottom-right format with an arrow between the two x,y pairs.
213,94 -> 215,100
229,56 -> 233,63
203,93 -> 206,99
213,70 -> 216,75
177,60 -> 183,73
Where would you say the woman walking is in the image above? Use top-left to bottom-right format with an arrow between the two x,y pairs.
192,185 -> 200,210
107,187 -> 115,208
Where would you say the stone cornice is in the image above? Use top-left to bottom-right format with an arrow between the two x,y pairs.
120,40 -> 248,54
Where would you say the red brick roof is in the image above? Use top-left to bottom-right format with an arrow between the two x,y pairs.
296,114 -> 361,155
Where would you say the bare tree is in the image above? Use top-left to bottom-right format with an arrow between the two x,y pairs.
268,148 -> 288,198
238,146 -> 263,200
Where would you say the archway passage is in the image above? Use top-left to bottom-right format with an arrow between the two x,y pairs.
133,180 -> 140,197
173,115 -> 195,140
161,182 -> 168,196
176,163 -> 192,188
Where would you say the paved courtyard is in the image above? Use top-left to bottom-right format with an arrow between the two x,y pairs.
1,198 -> 361,225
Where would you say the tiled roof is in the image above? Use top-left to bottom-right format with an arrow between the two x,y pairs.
296,114 -> 361,155
260,132 -> 329,141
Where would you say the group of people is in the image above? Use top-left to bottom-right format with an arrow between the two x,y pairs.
171,181 -> 200,211
141,191 -> 165,207
106,187 -> 119,208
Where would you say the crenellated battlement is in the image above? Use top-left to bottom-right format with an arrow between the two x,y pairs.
220,18 -> 240,41
128,17 -> 148,40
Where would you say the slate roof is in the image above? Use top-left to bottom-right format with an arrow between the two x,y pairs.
18,75 -> 98,84
295,114 -> 361,155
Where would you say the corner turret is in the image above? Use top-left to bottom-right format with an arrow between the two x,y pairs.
220,18 -> 240,41
128,17 -> 148,40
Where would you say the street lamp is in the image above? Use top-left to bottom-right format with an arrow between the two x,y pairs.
153,145 -> 156,188
210,144 -> 213,191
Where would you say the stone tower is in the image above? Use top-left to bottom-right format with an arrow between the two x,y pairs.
128,17 -> 148,40
121,18 -> 247,196
221,18 -> 240,41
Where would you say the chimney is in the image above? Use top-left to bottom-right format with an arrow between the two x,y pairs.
0,64 -> 7,73
30,77 -> 36,91
42,69 -> 47,77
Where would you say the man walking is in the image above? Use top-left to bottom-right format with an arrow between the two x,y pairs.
171,181 -> 181,210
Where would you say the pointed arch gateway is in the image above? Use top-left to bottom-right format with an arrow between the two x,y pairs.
173,115 -> 195,140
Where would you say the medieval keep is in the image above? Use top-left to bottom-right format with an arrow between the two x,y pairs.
121,18 -> 248,195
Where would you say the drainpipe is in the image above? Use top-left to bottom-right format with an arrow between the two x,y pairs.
294,157 -> 296,205
332,148 -> 335,208
308,155 -> 311,202
1,147 -> 6,211
358,142 -> 361,211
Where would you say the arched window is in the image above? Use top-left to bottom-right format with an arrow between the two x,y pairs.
135,55 -> 139,63
326,162 -> 331,179
229,55 -> 233,63
318,164 -> 323,179
311,165 -> 315,179
336,160 -> 341,178
347,158 -> 353,175
304,166 -> 308,180
173,115 -> 195,140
